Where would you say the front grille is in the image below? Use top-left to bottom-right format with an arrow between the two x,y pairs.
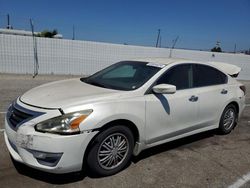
7,100 -> 45,130
8,106 -> 33,128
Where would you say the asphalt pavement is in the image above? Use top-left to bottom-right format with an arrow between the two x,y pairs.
0,74 -> 250,188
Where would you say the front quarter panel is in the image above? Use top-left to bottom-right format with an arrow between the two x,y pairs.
64,96 -> 146,143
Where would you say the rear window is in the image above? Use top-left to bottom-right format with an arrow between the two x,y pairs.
193,64 -> 227,87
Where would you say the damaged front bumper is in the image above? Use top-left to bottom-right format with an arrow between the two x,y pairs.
4,101 -> 98,174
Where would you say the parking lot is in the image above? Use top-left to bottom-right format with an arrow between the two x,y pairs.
0,73 -> 250,188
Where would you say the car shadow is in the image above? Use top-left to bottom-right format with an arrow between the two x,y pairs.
11,156 -> 86,184
154,94 -> 170,114
11,130 -> 217,184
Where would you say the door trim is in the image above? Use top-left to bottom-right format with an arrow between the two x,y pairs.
146,123 -> 211,144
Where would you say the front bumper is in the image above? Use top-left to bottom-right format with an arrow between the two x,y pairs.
4,102 -> 98,174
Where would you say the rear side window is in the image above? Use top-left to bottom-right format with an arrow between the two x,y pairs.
156,64 -> 192,90
193,64 -> 227,87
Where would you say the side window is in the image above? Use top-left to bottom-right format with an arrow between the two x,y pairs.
156,64 -> 193,90
193,64 -> 227,87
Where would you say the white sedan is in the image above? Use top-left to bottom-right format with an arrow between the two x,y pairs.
4,58 -> 246,176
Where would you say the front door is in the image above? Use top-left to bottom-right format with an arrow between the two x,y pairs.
145,64 -> 199,145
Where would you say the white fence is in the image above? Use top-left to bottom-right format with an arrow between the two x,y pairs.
0,34 -> 250,80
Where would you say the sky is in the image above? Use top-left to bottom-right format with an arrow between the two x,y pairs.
0,0 -> 250,52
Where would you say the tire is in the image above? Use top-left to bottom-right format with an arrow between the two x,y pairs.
218,104 -> 237,134
86,125 -> 134,176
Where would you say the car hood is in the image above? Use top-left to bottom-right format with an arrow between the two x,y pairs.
20,78 -> 124,109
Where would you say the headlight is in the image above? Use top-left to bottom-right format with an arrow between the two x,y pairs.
35,110 -> 93,135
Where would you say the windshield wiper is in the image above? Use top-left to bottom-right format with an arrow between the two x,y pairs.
90,82 -> 107,88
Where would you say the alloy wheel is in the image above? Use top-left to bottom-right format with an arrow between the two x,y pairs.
97,133 -> 129,170
223,108 -> 235,130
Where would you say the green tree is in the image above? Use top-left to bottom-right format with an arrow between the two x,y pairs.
211,46 -> 222,52
37,29 -> 58,38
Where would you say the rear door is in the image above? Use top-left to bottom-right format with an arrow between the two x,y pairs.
193,64 -> 229,127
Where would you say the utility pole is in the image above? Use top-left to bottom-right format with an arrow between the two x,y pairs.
30,19 -> 39,78
156,29 -> 161,47
6,14 -> 12,29
72,25 -> 75,40
169,36 -> 179,58
234,44 -> 236,53
216,41 -> 220,48
7,14 -> 10,28
159,36 -> 162,48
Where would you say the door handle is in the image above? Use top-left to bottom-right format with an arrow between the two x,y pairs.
189,95 -> 198,102
221,89 -> 228,94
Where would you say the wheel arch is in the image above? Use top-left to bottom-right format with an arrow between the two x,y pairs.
227,101 -> 239,114
82,119 -> 140,171
93,119 -> 140,143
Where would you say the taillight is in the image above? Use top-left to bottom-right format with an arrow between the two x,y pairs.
240,85 -> 246,96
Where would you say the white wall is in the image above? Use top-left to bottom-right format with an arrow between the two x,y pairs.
0,34 -> 250,80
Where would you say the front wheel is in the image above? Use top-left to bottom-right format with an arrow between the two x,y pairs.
87,125 -> 134,176
218,104 -> 237,134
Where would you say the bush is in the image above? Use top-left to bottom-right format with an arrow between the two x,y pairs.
36,29 -> 58,38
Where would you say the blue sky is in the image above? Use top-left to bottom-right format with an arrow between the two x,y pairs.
0,0 -> 250,51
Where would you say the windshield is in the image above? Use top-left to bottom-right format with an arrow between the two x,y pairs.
81,61 -> 161,91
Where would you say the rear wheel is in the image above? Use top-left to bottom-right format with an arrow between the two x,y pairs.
218,104 -> 237,134
87,125 -> 134,176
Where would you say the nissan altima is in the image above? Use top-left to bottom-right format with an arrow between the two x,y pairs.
4,58 -> 246,176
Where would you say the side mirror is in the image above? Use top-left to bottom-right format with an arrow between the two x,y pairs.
152,84 -> 176,94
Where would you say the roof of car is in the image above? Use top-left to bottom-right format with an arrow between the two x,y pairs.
129,57 -> 190,65
128,57 -> 241,76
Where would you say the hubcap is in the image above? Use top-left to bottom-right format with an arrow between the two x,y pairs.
223,108 -> 235,130
98,133 -> 129,170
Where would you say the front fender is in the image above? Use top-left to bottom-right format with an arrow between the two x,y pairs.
76,98 -> 146,142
